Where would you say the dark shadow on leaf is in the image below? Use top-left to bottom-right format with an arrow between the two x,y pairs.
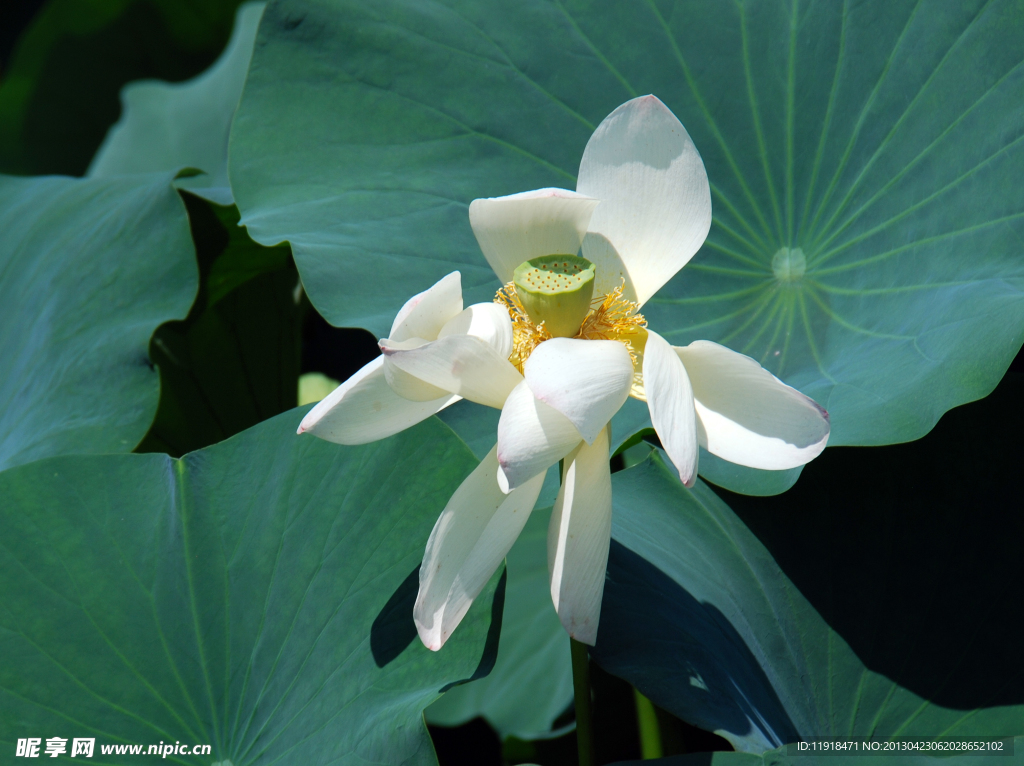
370,564 -> 507,680
371,565 -> 420,668
593,540 -> 799,748
440,567 -> 506,692
136,193 -> 303,457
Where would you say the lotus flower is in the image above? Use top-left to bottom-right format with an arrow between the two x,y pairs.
299,95 -> 830,649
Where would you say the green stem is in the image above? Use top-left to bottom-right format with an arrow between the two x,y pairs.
634,689 -> 663,759
570,637 -> 594,766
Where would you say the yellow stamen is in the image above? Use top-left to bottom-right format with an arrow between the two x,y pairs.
495,280 -> 649,398
494,282 -> 552,372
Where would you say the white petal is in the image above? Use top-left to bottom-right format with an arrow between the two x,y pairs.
548,427 -> 612,645
380,335 -> 522,409
578,95 -> 712,306
643,330 -> 698,486
496,380 -> 582,492
676,340 -> 830,470
415,446 -> 546,651
297,356 -> 458,444
380,338 -> 452,402
438,301 -> 514,359
389,271 -> 464,343
523,338 -> 633,444
469,188 -> 600,283
385,303 -> 514,403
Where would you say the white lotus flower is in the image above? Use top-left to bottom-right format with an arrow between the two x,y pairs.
298,95 -> 830,650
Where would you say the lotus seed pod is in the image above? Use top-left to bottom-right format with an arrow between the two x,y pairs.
513,254 -> 596,338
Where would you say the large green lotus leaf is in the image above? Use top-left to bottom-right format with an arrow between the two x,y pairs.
0,172 -> 197,473
0,0 -> 246,176
137,194 -> 300,457
230,0 -> 1024,462
425,505 -> 573,740
610,739 -> 1024,766
88,3 -> 265,205
592,373 -> 1024,752
0,411 -> 503,765
435,400 -> 501,463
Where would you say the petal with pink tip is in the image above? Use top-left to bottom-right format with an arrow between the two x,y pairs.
676,340 -> 830,470
578,95 -> 711,306
415,445 -> 545,651
548,427 -> 612,645
297,356 -> 458,444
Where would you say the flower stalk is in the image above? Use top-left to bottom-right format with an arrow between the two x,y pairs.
570,637 -> 594,766
634,689 -> 663,758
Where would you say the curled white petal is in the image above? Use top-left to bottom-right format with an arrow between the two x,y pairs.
578,95 -> 712,306
548,427 -> 612,645
415,446 -> 545,651
380,335 -> 522,410
297,356 -> 458,444
380,337 -> 452,402
496,380 -> 582,492
677,340 -> 830,470
523,338 -> 633,444
643,330 -> 698,486
389,271 -> 464,343
469,188 -> 600,283
438,301 -> 514,359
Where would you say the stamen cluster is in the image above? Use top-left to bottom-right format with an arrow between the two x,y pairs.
495,280 -> 648,380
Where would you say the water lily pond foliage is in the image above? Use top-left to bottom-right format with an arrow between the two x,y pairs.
1,1 -> 1022,764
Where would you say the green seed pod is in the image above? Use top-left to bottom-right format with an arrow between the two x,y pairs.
513,254 -> 596,338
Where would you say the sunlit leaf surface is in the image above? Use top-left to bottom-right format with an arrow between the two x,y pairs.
0,172 -> 197,472
0,412 -> 503,765
230,0 -> 1024,499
